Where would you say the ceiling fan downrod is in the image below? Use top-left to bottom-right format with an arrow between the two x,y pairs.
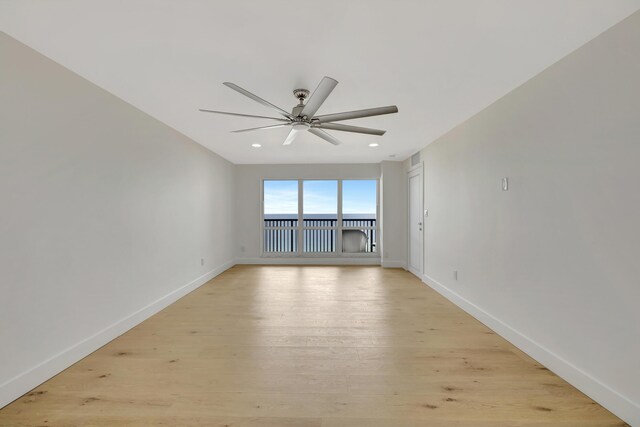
292,88 -> 310,117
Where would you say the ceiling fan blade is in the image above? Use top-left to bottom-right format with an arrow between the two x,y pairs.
313,105 -> 398,123
232,123 -> 291,133
199,109 -> 289,122
282,126 -> 305,146
308,128 -> 342,146
314,122 -> 385,136
223,82 -> 293,119
300,76 -> 338,118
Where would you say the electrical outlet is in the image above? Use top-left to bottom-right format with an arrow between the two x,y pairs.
200,258 -> 204,266
453,270 -> 458,281
240,245 -> 245,253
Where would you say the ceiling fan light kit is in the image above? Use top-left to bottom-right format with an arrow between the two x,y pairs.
200,76 -> 398,146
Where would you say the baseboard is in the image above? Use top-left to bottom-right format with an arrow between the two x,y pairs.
407,266 -> 422,278
381,259 -> 406,268
0,260 -> 235,409
236,257 -> 381,265
422,274 -> 640,426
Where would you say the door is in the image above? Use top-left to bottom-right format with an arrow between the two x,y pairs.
408,166 -> 423,277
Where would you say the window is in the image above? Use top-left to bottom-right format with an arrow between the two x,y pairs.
303,180 -> 337,253
262,179 -> 378,256
263,180 -> 298,253
342,180 -> 377,253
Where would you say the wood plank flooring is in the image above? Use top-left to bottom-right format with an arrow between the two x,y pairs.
0,265 -> 627,426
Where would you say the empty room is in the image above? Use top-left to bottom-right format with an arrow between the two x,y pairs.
1,1 -> 639,426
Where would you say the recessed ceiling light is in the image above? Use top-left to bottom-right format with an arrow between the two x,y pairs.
251,143 -> 262,148
368,143 -> 379,147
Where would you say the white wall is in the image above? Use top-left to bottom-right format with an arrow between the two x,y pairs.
234,164 -> 383,263
0,33 -> 236,407
409,12 -> 640,425
380,161 -> 407,267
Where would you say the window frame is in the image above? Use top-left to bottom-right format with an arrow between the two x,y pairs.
261,178 -> 379,258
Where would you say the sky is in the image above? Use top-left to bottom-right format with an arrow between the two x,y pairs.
264,180 -> 377,215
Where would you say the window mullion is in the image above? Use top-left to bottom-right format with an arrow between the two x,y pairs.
297,179 -> 303,256
337,180 -> 343,256
377,178 -> 380,256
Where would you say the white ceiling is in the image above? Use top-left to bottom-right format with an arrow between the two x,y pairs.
2,1 -> 639,164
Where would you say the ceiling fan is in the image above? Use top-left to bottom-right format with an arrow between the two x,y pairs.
199,76 -> 398,146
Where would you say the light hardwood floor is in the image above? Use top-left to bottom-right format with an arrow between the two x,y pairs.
0,265 -> 627,426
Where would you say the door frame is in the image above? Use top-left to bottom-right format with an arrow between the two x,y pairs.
407,163 -> 423,278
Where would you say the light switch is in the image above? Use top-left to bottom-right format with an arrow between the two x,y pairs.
424,209 -> 429,217
502,177 -> 509,191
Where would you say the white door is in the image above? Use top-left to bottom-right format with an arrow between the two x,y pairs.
408,167 -> 423,277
